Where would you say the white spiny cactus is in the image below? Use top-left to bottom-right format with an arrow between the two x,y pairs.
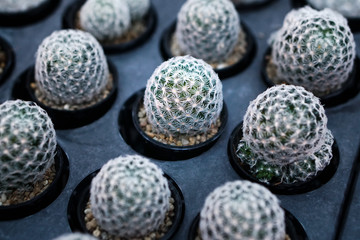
175,0 -> 241,63
308,0 -> 360,18
90,155 -> 171,238
79,0 -> 131,42
52,233 -> 97,240
144,55 -> 223,137
0,0 -> 47,13
0,100 -> 56,193
124,0 -> 150,21
200,180 -> 285,240
35,29 -> 109,106
236,85 -> 333,184
270,6 -> 356,96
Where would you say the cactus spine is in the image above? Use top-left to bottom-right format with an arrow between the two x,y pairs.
270,6 -> 356,96
0,100 -> 56,193
175,0 -> 241,63
200,180 -> 285,240
35,29 -> 109,106
144,55 -> 223,137
90,155 -> 171,238
236,85 -> 333,184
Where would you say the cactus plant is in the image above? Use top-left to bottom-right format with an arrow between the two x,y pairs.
79,0 -> 131,42
90,155 -> 171,238
144,55 -> 223,137
308,0 -> 360,18
35,29 -> 109,106
175,0 -> 241,63
0,100 -> 56,193
269,6 -> 356,96
200,180 -> 285,240
236,84 -> 334,184
124,0 -> 150,21
53,233 -> 97,240
0,0 -> 47,13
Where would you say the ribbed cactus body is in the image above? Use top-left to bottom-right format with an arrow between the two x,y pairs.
0,100 -> 56,193
144,55 -> 223,137
175,0 -> 240,62
200,180 -> 285,240
53,233 -> 97,240
90,155 -> 171,238
237,85 -> 333,184
35,29 -> 109,106
124,0 -> 150,21
308,0 -> 360,18
271,6 -> 356,96
0,0 -> 47,13
79,0 -> 131,42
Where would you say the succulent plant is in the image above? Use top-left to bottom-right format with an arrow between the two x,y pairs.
52,233 -> 97,240
79,0 -> 131,42
200,180 -> 285,240
308,0 -> 360,18
144,55 -> 223,137
236,84 -> 334,184
35,29 -> 109,106
175,0 -> 241,63
90,155 -> 171,238
0,100 -> 56,193
0,0 -> 47,13
124,0 -> 150,21
270,6 -> 356,96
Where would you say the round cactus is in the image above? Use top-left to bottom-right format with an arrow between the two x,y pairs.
236,85 -> 333,184
270,6 -> 356,96
52,233 -> 97,240
79,0 -> 131,42
0,100 -> 56,193
90,155 -> 171,238
124,0 -> 150,21
200,180 -> 285,240
175,0 -> 241,63
308,0 -> 360,18
0,0 -> 47,13
35,29 -> 109,106
144,55 -> 223,137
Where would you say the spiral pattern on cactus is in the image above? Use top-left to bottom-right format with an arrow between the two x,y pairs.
79,0 -> 131,41
175,0 -> 240,62
124,0 -> 150,20
144,55 -> 223,137
0,100 -> 56,193
200,180 -> 285,240
35,29 -> 109,106
308,0 -> 360,18
90,155 -> 170,237
0,0 -> 47,13
271,6 -> 356,96
52,233 -> 97,240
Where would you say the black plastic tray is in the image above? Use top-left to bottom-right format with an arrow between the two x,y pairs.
0,0 -> 359,240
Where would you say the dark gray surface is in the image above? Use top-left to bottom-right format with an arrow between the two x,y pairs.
0,0 -> 359,239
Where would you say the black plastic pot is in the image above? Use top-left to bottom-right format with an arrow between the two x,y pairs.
159,19 -> 256,80
290,0 -> 360,32
261,47 -> 360,108
11,59 -> 118,129
118,88 -> 228,161
62,0 -> 157,54
67,169 -> 185,240
188,208 -> 309,240
233,0 -> 277,11
0,144 -> 69,221
0,0 -> 61,27
0,35 -> 15,86
227,122 -> 340,195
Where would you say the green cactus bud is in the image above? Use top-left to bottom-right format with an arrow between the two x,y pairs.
200,180 -> 285,240
124,0 -> 150,21
308,0 -> 360,18
144,55 -> 223,137
0,100 -> 56,193
175,0 -> 241,62
35,29 -> 109,106
270,6 -> 356,96
79,0 -> 131,42
236,84 -> 333,184
90,155 -> 171,238
52,233 -> 97,240
0,0 -> 47,13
